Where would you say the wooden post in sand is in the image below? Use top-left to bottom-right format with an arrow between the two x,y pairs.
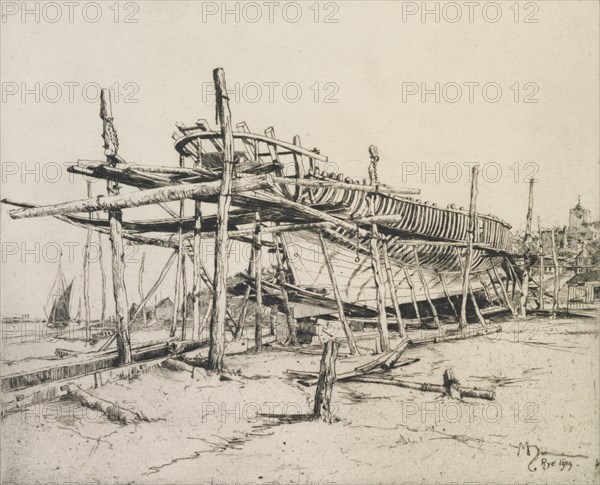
253,212 -> 263,353
519,179 -> 535,317
97,229 -> 107,325
439,272 -> 459,321
367,145 -> 390,353
274,233 -> 298,345
550,228 -> 560,316
170,152 -> 186,338
459,165 -> 478,330
537,217 -> 545,310
192,140 -> 203,340
491,261 -> 516,316
208,68 -> 235,373
100,88 -> 131,365
412,246 -> 441,331
313,340 -> 340,423
381,240 -> 406,337
318,231 -> 360,355
83,181 -> 93,340
403,266 -> 422,325
138,252 -> 147,328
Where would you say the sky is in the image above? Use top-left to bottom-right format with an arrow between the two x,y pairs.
1,0 -> 598,318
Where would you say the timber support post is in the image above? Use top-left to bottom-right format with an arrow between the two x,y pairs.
550,228 -> 560,317
367,145 -> 390,353
83,181 -> 92,341
491,261 -> 516,316
192,142 -> 203,340
519,178 -> 535,317
274,233 -> 298,346
236,256 -> 253,340
318,231 -> 360,355
138,252 -> 147,328
313,340 -> 340,423
208,67 -> 235,373
459,165 -> 479,330
253,212 -> 263,353
439,272 -> 459,322
403,266 -> 422,325
100,88 -> 131,365
412,246 -> 441,331
537,216 -> 545,310
381,240 -> 406,337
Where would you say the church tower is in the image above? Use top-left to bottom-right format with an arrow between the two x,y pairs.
569,196 -> 591,230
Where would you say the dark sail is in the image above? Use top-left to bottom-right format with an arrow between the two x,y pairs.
48,280 -> 73,324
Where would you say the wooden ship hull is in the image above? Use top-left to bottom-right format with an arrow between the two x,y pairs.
4,109 -> 515,324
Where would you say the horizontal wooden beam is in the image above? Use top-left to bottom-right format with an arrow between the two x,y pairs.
9,175 -> 268,219
174,129 -> 329,162
271,176 -> 420,196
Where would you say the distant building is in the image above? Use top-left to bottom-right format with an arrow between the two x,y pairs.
566,269 -> 600,304
567,197 -> 600,247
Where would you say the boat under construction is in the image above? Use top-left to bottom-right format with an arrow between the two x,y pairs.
1,68 -> 534,417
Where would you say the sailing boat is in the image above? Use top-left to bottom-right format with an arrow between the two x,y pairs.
45,260 -> 74,328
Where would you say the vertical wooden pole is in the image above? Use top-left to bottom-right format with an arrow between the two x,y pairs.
313,340 -> 340,423
100,88 -> 131,365
403,266 -> 422,324
208,68 -> 235,373
138,252 -> 147,328
519,178 -> 535,317
550,228 -> 560,316
537,217 -> 545,310
439,272 -> 459,321
97,228 -> 107,325
491,262 -> 516,316
274,233 -> 298,346
235,254 -> 253,340
478,274 -> 494,304
412,246 -> 441,330
181,257 -> 187,340
170,152 -> 186,338
318,231 -> 360,355
269,305 -> 278,336
253,212 -> 263,352
192,140 -> 203,340
486,269 -> 503,303
459,166 -> 479,330
367,145 -> 389,353
381,240 -> 405,337
83,181 -> 92,340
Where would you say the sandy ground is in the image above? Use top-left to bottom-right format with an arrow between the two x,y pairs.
1,314 -> 599,485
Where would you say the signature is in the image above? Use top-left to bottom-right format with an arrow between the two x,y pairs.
515,441 -> 588,472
